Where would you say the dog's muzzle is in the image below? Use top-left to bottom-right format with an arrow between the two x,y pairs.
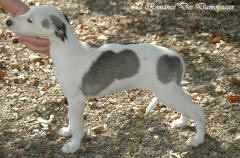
6,19 -> 13,27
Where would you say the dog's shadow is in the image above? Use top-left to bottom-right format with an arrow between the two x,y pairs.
40,100 -> 236,158
1,100 -> 237,157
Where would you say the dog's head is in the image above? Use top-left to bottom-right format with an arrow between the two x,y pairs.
6,5 -> 70,42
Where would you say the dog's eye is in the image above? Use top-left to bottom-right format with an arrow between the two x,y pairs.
27,18 -> 33,23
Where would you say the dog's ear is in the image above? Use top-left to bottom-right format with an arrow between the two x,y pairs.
49,15 -> 67,42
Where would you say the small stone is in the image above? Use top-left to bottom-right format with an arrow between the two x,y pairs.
147,127 -> 154,132
0,60 -> 7,69
198,32 -> 212,38
154,104 -> 160,110
102,109 -> 109,113
229,76 -> 239,84
89,104 -> 98,109
137,106 -> 146,113
97,35 -> 108,40
173,34 -> 183,39
215,85 -> 225,93
61,97 -> 68,104
234,132 -> 240,141
95,154 -> 104,158
13,78 -> 20,84
49,114 -> 56,123
135,110 -> 144,119
37,117 -> 48,124
12,37 -> 19,43
27,0 -> 35,6
12,69 -> 19,75
154,135 -> 159,140
92,125 -> 104,134
29,54 -> 42,63
31,79 -> 39,86
23,64 -> 29,71
11,63 -> 20,70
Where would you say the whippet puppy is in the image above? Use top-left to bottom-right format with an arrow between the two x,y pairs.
6,6 -> 205,153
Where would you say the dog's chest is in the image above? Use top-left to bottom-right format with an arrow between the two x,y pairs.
50,46 -> 96,96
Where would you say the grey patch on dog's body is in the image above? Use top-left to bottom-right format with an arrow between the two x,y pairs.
157,55 -> 182,84
121,43 -> 139,45
42,19 -> 49,28
87,42 -> 102,48
80,49 -> 140,96
63,14 -> 70,24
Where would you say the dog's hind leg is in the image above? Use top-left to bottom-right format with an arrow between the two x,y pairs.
171,114 -> 189,128
153,83 -> 205,147
171,92 -> 192,128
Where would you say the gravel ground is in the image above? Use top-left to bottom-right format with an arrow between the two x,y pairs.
0,0 -> 240,157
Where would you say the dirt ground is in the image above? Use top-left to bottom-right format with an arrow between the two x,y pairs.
0,0 -> 239,157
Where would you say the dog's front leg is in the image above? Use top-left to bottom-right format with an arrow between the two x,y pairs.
61,95 -> 85,153
59,110 -> 72,136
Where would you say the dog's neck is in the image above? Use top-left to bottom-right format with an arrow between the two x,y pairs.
49,25 -> 87,64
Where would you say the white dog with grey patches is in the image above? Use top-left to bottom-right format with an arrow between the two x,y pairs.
6,6 -> 205,153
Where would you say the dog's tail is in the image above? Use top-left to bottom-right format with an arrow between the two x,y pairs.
145,97 -> 158,116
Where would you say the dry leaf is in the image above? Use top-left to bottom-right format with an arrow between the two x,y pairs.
211,36 -> 221,43
137,132 -> 145,137
129,0 -> 135,3
0,69 -> 6,80
145,10 -> 151,16
190,23 -> 199,32
226,96 -> 240,102
229,77 -> 239,84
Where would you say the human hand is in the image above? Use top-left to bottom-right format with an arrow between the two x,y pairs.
0,0 -> 50,55
18,36 -> 50,56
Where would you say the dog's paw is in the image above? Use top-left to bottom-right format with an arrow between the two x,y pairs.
171,118 -> 187,128
61,141 -> 79,153
186,136 -> 204,147
59,127 -> 72,137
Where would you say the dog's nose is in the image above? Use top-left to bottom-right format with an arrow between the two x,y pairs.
6,19 -> 13,27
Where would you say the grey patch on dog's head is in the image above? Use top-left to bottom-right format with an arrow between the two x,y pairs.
80,49 -> 140,96
42,19 -> 50,28
157,55 -> 183,84
87,42 -> 102,48
49,15 -> 67,41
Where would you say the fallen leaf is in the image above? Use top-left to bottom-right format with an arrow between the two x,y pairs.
23,64 -> 29,71
0,69 -> 6,80
137,132 -> 145,137
229,77 -> 239,84
129,0 -> 135,3
211,36 -> 221,43
226,96 -> 240,102
190,23 -> 199,32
